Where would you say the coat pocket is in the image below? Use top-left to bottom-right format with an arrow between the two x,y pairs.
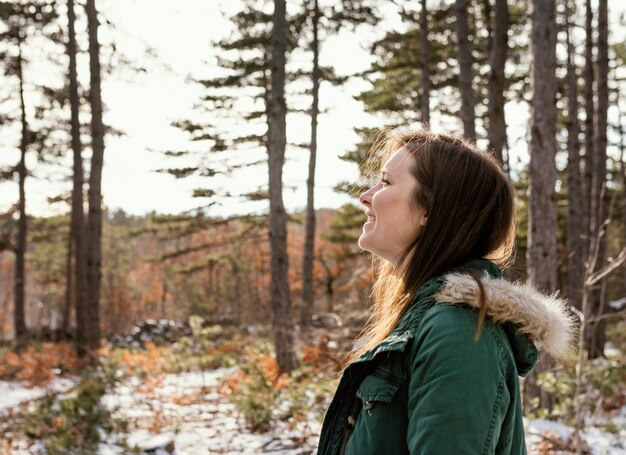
356,373 -> 401,414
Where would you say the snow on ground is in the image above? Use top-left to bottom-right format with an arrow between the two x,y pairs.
0,376 -> 80,416
526,409 -> 626,455
99,367 -> 321,454
2,369 -> 625,454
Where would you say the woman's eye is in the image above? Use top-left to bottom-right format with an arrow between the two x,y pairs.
380,178 -> 390,186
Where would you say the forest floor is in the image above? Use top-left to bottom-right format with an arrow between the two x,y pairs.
0,325 -> 625,454
1,366 -> 625,454
0,367 -> 321,454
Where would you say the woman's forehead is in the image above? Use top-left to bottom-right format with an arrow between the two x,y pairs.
382,148 -> 413,173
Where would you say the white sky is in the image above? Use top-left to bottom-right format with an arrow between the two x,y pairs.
0,0 -> 624,218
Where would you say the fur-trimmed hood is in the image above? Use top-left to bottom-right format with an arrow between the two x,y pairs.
434,273 -> 576,360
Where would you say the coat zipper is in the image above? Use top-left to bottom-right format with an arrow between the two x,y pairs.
323,394 -> 343,455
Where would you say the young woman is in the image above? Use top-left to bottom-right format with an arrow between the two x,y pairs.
316,130 -> 573,455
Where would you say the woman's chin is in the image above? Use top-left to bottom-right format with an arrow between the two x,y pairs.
358,233 -> 374,253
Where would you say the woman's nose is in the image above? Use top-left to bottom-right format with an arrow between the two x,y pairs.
359,188 -> 371,206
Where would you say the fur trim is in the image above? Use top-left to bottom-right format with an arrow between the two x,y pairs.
435,273 -> 575,359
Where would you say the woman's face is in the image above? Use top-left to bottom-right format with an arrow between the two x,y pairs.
358,148 -> 428,266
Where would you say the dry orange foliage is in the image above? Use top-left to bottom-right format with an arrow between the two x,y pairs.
258,352 -> 280,383
215,340 -> 240,355
219,371 -> 246,396
219,349 -> 291,397
301,344 -> 327,365
0,342 -> 80,387
118,342 -> 170,377
300,337 -> 338,372
137,373 -> 166,397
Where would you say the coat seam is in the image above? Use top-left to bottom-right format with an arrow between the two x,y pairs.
483,322 -> 506,455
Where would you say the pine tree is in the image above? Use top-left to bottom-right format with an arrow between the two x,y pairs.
0,0 -> 60,347
299,0 -> 379,329
486,0 -> 509,167
66,0 -> 89,351
585,0 -> 609,359
564,0 -> 584,310
455,0 -> 476,140
268,0 -> 297,373
83,0 -> 105,352
526,0 -> 558,410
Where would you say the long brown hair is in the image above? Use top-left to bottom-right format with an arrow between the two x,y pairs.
342,128 -> 517,369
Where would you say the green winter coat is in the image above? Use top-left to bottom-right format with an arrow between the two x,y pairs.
316,259 -> 572,455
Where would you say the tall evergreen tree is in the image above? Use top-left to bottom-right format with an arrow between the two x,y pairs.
84,0 -> 105,352
268,0 -> 297,373
582,0 -> 594,263
586,0 -> 608,359
67,0 -> 89,350
526,0 -> 558,410
0,1 -> 59,347
487,0 -> 509,168
419,0 -> 430,124
455,0 -> 476,140
564,0 -> 584,310
300,0 -> 320,330
299,0 -> 378,329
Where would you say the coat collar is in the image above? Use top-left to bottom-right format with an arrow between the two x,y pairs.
352,259 -> 574,372
434,271 -> 575,360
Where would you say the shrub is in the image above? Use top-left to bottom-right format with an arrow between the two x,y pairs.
0,342 -> 80,386
22,377 -> 126,454
533,350 -> 626,424
222,340 -> 339,433
166,316 -> 238,373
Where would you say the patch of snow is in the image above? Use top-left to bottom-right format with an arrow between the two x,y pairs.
526,418 -> 574,441
608,297 -> 626,310
0,376 -> 80,415
604,342 -> 622,358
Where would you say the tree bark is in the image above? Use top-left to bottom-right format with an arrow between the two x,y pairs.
14,33 -> 28,347
528,0 -> 557,293
455,0 -> 476,141
62,223 -> 73,336
269,0 -> 297,373
68,0 -> 90,353
300,0 -> 320,330
565,0 -> 584,311
582,0 -> 594,264
487,0 -> 509,168
586,0 -> 608,359
85,0 -> 104,351
526,0 -> 558,411
419,0 -> 430,124
618,119 -> 626,294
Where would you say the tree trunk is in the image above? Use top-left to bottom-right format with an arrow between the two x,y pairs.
582,0 -> 593,264
269,0 -> 297,373
455,0 -> 476,141
61,224 -> 73,336
300,0 -> 320,330
326,276 -> 334,313
14,34 -> 28,347
68,0 -> 90,354
565,0 -> 584,311
526,0 -> 558,411
586,0 -> 608,359
487,0 -> 509,169
85,0 -> 104,351
419,0 -> 430,124
618,120 -> 626,294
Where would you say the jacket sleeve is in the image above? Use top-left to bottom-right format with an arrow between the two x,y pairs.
406,305 -> 508,454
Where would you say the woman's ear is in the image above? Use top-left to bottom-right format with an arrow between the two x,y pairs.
420,213 -> 428,228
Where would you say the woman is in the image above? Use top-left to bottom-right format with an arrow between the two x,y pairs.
316,130 -> 573,455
